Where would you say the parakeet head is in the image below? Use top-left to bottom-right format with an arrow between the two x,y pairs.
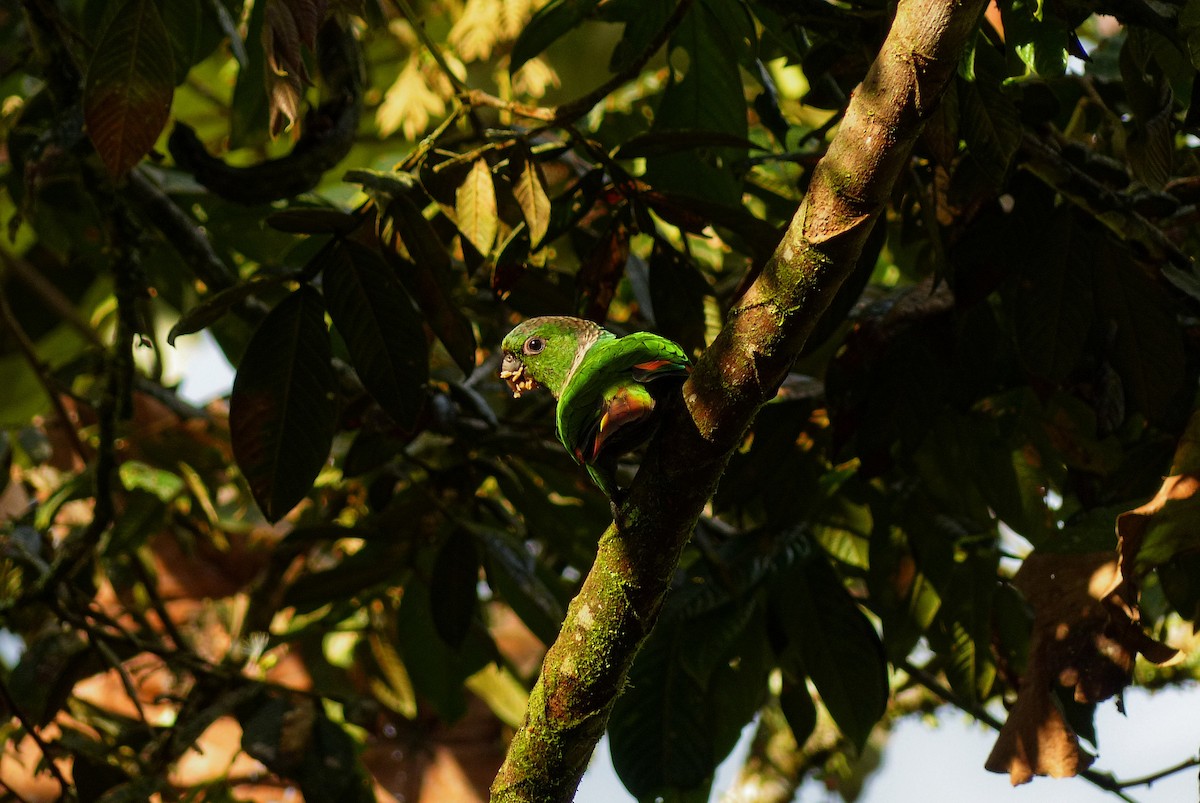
500,316 -> 613,399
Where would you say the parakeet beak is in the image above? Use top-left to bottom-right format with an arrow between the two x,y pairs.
500,353 -> 539,398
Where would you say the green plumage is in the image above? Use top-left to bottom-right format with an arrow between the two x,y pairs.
500,316 -> 691,497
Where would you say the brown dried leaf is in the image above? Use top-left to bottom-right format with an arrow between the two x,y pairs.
1104,411 -> 1200,638
262,0 -> 330,137
986,551 -> 1177,785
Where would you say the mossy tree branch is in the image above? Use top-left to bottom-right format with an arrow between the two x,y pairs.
490,0 -> 988,800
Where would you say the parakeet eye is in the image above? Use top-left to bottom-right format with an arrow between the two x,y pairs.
523,337 -> 545,355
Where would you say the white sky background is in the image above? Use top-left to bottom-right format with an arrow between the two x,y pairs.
174,336 -> 1200,803
579,687 -> 1200,803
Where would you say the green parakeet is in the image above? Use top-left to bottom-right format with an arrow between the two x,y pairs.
499,316 -> 691,498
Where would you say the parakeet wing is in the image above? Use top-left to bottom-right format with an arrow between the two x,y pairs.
555,332 -> 691,464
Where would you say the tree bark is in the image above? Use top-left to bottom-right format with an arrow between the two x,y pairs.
490,0 -> 988,799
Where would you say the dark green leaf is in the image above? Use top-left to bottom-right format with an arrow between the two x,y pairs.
509,0 -> 601,75
648,240 -> 708,355
770,539 -> 888,751
603,0 -> 674,73
83,0 -> 175,177
230,285 -> 336,522
868,522 -> 941,663
9,632 -> 93,726
927,546 -> 999,706
230,0 -> 269,148
778,678 -> 817,747
168,275 -> 292,346
474,522 -> 566,645
158,0 -> 202,84
610,603 -> 769,798
323,240 -> 428,428
382,197 -> 477,375
105,490 -> 168,555
397,575 -> 494,721
1004,209 -> 1094,382
958,66 -> 1019,186
1000,0 -> 1068,77
645,1 -> 750,205
430,529 -> 480,648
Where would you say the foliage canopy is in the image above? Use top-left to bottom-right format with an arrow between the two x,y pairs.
1,0 -> 1200,801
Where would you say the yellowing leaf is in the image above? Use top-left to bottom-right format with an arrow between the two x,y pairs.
83,0 -> 175,177
511,149 -> 551,246
456,158 -> 498,256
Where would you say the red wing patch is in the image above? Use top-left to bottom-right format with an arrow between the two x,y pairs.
634,359 -> 673,371
590,388 -> 655,460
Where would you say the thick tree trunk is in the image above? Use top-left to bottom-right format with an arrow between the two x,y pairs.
490,0 -> 988,799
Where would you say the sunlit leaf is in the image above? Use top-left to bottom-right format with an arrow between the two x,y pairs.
456,158 -> 498,256
510,147 -> 551,247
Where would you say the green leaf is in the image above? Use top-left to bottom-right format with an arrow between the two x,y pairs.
105,490 -> 168,554
382,196 -> 478,375
509,0 -> 601,75
9,631 -> 93,726
456,159 -> 498,256
645,1 -> 750,205
1000,0 -> 1068,77
770,539 -> 888,751
83,0 -> 175,177
474,522 -> 567,644
158,0 -> 203,84
230,0 -> 269,148
397,575 -> 494,721
510,147 -> 551,247
868,523 -> 942,663
778,678 -> 817,747
615,130 -> 764,160
430,529 -> 480,648
118,460 -> 185,501
323,240 -> 428,429
648,240 -> 708,356
610,603 -> 769,798
958,66 -> 1019,186
927,546 -> 998,706
230,285 -> 336,522
602,0 -> 674,73
168,275 -> 293,346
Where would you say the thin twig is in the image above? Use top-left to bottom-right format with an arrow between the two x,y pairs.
392,0 -> 469,95
0,673 -> 72,796
1114,756 -> 1200,790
